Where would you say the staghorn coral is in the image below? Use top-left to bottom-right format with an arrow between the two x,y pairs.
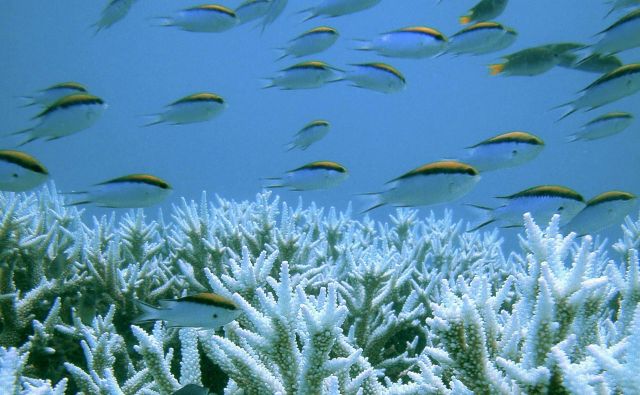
0,185 -> 639,394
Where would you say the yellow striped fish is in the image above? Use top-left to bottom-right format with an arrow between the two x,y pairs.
460,0 -> 509,25
568,112 -> 634,142
361,161 -> 480,212
286,120 -> 331,151
564,191 -> 637,235
448,22 -> 517,55
355,26 -> 447,58
277,27 -> 339,60
0,150 -> 49,192
157,4 -> 238,32
458,131 -> 544,172
67,174 -> 172,208
343,62 -> 406,93
265,161 -> 348,190
144,92 -> 226,126
264,61 -> 341,89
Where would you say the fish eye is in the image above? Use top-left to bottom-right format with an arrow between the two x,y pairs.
12,173 -> 18,178
213,313 -> 218,319
512,150 -> 518,156
558,206 -> 564,211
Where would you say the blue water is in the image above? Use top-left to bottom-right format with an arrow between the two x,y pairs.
1,0 -> 638,241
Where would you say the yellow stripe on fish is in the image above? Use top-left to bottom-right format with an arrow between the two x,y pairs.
587,191 -> 636,206
499,185 -> 584,202
187,4 -> 236,17
356,63 -> 405,83
35,94 -> 105,118
302,120 -> 330,129
395,160 -> 478,181
395,26 -> 447,41
284,61 -> 334,71
45,81 -> 88,92
587,112 -> 633,124
172,92 -> 225,105
98,173 -> 172,189
302,26 -> 338,36
177,293 -> 238,310
293,160 -> 347,173
0,150 -> 48,175
469,131 -> 544,148
585,63 -> 640,89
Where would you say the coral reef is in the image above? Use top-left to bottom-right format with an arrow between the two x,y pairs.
0,184 -> 639,394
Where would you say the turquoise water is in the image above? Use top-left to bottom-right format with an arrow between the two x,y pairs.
1,0 -> 638,235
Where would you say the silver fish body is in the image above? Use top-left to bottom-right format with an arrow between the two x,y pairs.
160,5 -> 238,32
558,52 -> 622,74
559,63 -> 640,119
460,131 -> 544,172
266,161 -> 348,190
594,9 -> 640,54
564,191 -> 637,235
470,185 -> 586,230
279,27 -> 339,59
145,93 -> 226,126
266,61 -> 340,89
286,120 -> 330,151
447,22 -> 517,55
135,293 -> 241,329
15,94 -> 107,146
356,26 -> 447,58
235,0 -> 271,24
94,0 -> 136,32
344,63 -> 406,93
303,0 -> 382,19
362,161 -> 480,212
68,174 -> 172,208
0,150 -> 49,192
568,112 -> 634,141
20,82 -> 88,108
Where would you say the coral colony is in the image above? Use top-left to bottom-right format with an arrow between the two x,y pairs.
1,184 -> 640,394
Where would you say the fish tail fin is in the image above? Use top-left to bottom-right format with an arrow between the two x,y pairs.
488,63 -> 505,76
15,134 -> 36,147
459,15 -> 472,25
150,16 -> 174,28
358,193 -> 385,214
14,96 -> 36,108
275,49 -> 289,61
604,6 -> 615,18
142,115 -> 164,127
557,106 -> 578,122
285,142 -> 297,152
262,177 -> 284,189
566,134 -> 580,143
297,8 -> 318,22
465,204 -> 495,232
260,79 -> 276,89
133,300 -> 160,323
352,39 -> 373,51
64,200 -> 91,207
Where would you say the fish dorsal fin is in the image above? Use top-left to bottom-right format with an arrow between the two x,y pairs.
178,293 -> 238,310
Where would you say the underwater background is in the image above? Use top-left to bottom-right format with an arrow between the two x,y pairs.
2,1 -> 640,394
2,0 -> 639,238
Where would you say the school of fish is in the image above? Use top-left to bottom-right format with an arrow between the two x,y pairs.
3,0 -> 639,240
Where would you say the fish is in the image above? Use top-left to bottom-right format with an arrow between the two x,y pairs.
66,174 -> 172,208
361,161 -> 480,213
557,63 -> 640,119
460,0 -> 509,25
265,161 -> 348,191
300,0 -> 382,21
568,112 -> 634,142
605,0 -> 640,17
457,131 -> 545,172
0,150 -> 49,192
264,61 -> 341,89
593,9 -> 640,54
468,185 -> 586,231
235,0 -> 271,25
447,22 -> 517,56
18,81 -> 88,108
354,26 -> 447,58
563,191 -> 638,235
342,63 -> 406,93
260,0 -> 287,30
488,46 -> 564,76
134,293 -> 241,329
172,384 -> 211,395
144,93 -> 226,127
157,5 -> 238,33
277,27 -> 339,60
558,52 -> 623,74
93,0 -> 136,33
286,120 -> 330,151
12,93 -> 107,146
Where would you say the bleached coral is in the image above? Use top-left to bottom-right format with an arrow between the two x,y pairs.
1,185 -> 639,394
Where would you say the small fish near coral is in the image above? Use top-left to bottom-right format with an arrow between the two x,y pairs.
134,293 -> 241,329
